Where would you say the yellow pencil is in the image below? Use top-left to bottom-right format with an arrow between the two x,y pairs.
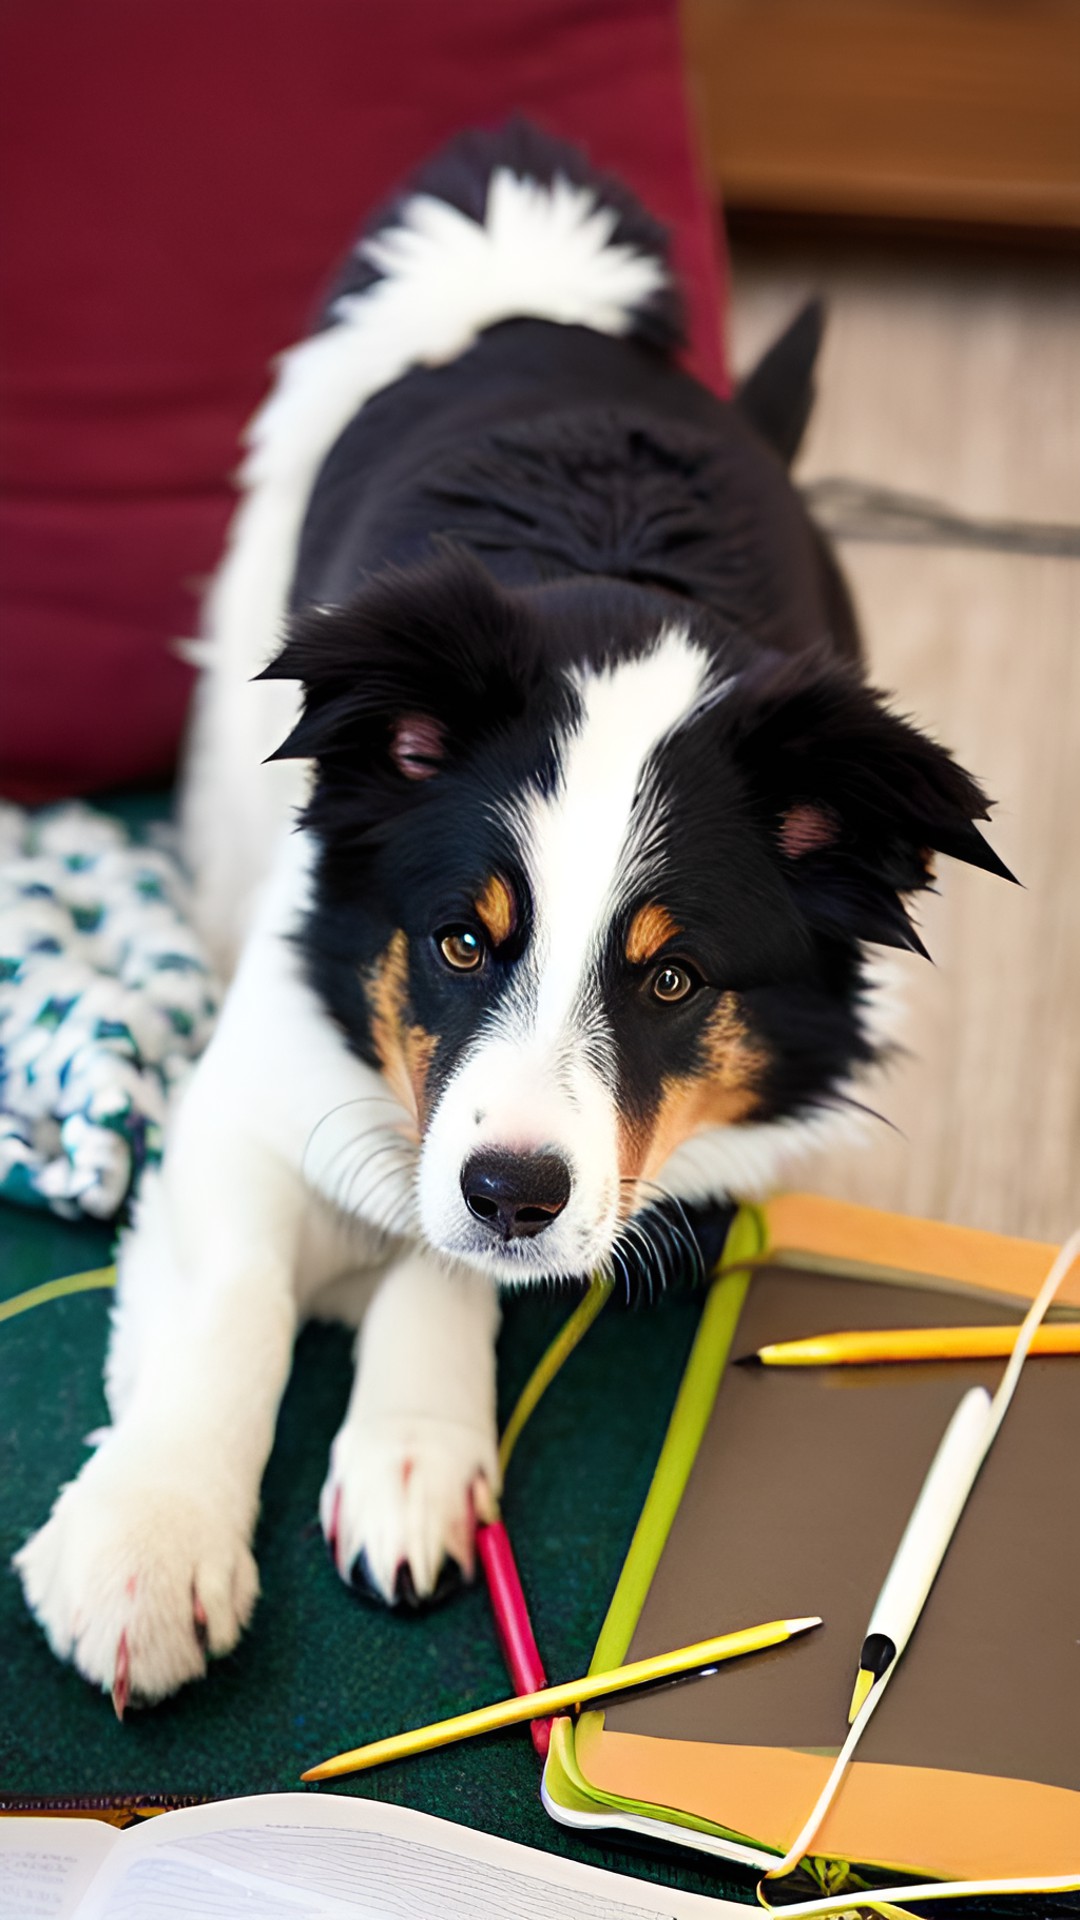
301,1615 -> 821,1782
748,1324 -> 1080,1368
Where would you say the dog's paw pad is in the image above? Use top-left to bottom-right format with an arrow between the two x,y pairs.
346,1549 -> 383,1604
347,1549 -> 464,1611
321,1416 -> 495,1607
425,1555 -> 468,1607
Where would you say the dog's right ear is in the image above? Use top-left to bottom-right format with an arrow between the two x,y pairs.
259,547 -> 541,806
735,299 -> 824,466
727,651 -> 1016,956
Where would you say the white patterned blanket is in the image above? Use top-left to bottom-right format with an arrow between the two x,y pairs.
0,803 -> 221,1219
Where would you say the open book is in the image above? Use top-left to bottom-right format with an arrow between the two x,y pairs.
0,1791 -> 746,1920
543,1195 -> 1080,1896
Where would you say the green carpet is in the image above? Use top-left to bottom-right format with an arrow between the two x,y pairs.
0,1138 -> 755,1905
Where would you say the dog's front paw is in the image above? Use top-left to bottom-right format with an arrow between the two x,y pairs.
320,1414 -> 497,1607
14,1436 -> 258,1709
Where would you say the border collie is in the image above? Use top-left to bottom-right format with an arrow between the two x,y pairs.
16,124 -> 1012,1709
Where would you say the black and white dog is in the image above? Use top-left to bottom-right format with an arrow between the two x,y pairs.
16,125 -> 1011,1708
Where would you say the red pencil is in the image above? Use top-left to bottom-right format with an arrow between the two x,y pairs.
476,1517 -> 552,1757
474,1280 -> 613,1758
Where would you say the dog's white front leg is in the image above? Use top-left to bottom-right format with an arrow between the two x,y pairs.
15,1101 -> 306,1709
321,1251 -> 500,1605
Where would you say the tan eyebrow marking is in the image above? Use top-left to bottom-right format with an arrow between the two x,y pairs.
475,874 -> 516,947
626,903 -> 681,966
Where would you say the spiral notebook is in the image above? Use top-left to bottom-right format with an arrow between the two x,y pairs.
542,1195 -> 1080,1894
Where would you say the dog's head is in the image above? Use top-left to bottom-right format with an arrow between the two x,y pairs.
264,544 -> 1011,1285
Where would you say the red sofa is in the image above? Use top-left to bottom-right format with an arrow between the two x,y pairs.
0,0 -> 727,801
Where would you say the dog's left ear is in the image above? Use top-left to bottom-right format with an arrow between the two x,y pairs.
736,299 -> 824,466
259,546 -> 542,805
728,658 -> 1016,954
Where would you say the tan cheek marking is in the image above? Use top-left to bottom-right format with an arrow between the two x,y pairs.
616,1112 -> 651,1195
475,874 -> 515,948
617,993 -> 770,1191
700,991 -> 769,1092
364,930 -> 439,1126
625,903 -> 681,965
402,1023 -> 438,1123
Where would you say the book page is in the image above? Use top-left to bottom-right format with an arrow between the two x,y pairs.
76,1793 -> 740,1920
0,1818 -> 117,1920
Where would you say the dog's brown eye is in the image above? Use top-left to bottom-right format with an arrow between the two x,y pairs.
438,927 -> 485,972
651,963 -> 694,1004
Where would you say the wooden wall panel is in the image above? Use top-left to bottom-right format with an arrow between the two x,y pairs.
683,0 -> 1080,228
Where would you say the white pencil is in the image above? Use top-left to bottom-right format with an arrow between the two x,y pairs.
847,1384 -> 993,1721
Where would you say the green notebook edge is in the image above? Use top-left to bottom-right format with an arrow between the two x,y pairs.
542,1202 -> 774,1859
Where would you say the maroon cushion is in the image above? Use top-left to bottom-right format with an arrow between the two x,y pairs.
0,0 -> 728,802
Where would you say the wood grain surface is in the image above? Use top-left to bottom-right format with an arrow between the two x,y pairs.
729,236 -> 1080,1240
683,0 -> 1080,229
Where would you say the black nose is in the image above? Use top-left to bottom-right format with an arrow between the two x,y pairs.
461,1149 -> 571,1241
